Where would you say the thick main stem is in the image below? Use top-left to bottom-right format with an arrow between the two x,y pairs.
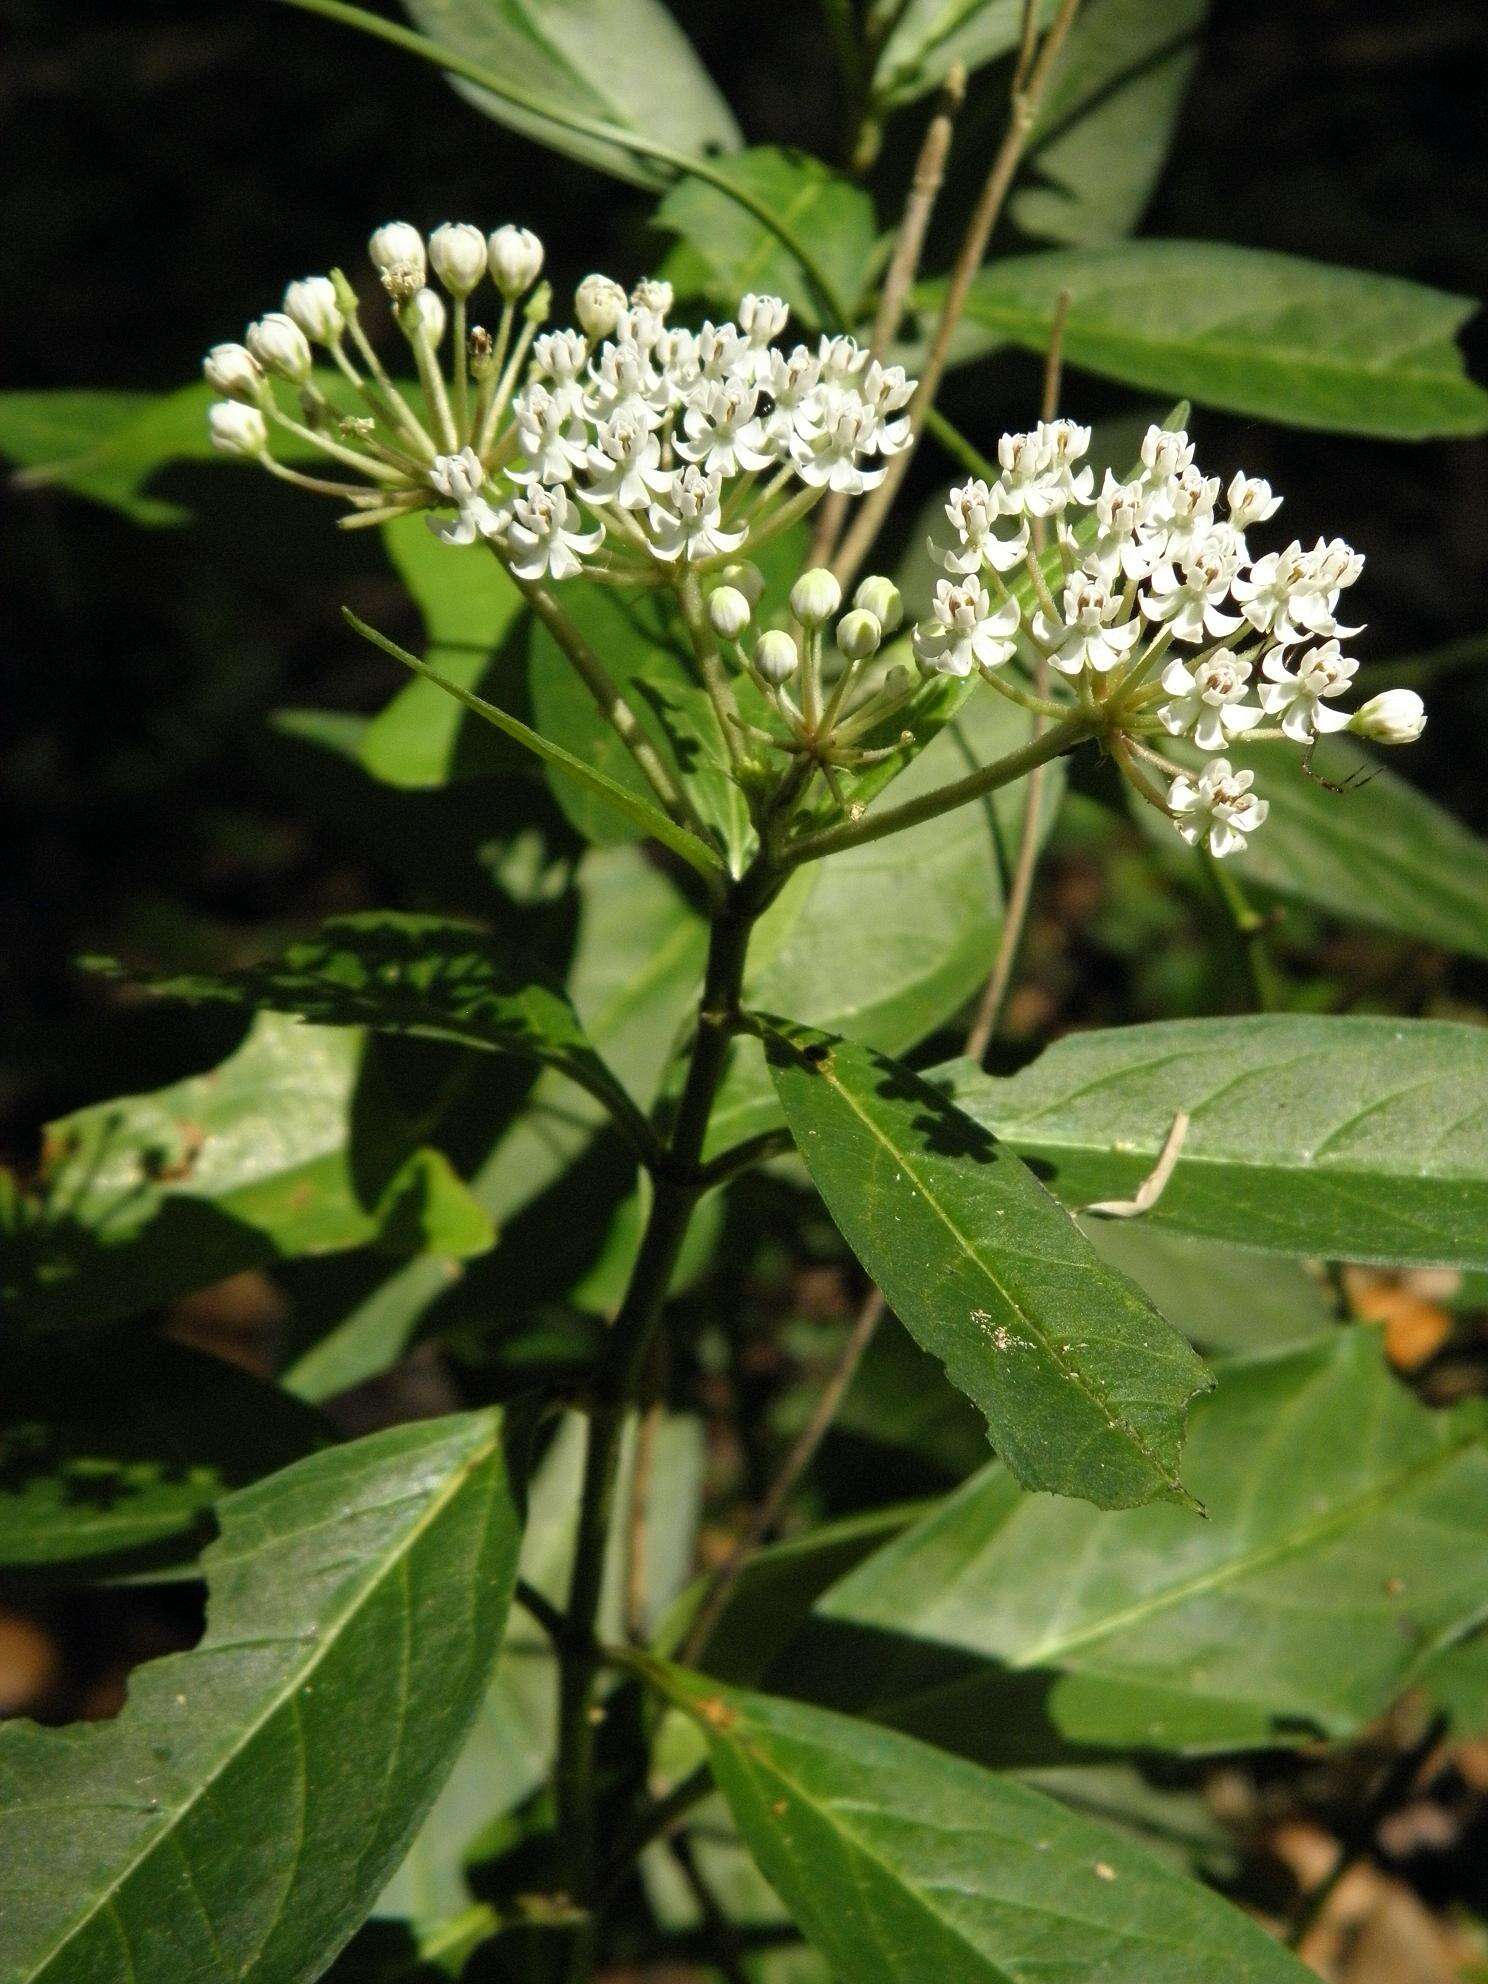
555,879 -> 764,1982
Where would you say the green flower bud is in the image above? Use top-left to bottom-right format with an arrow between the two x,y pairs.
854,575 -> 903,635
708,586 -> 752,641
713,561 -> 766,608
790,567 -> 842,627
754,630 -> 800,685
835,609 -> 883,661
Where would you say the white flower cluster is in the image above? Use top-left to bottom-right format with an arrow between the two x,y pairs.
910,420 -> 1425,856
201,222 -> 914,589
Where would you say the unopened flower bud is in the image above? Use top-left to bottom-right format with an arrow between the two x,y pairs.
708,586 -> 751,641
203,341 -> 263,402
575,273 -> 627,340
430,222 -> 488,297
283,276 -> 344,344
836,608 -> 882,660
405,287 -> 447,347
246,312 -> 312,383
1350,689 -> 1425,745
208,401 -> 268,457
369,222 -> 426,280
754,630 -> 800,685
488,225 -> 544,298
791,567 -> 842,627
854,575 -> 903,635
630,277 -> 673,317
714,562 -> 765,608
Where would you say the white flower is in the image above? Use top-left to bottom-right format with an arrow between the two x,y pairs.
1084,472 -> 1165,586
1142,525 -> 1245,644
203,341 -> 263,402
247,312 -> 312,383
510,383 -> 588,485
1258,639 -> 1358,741
531,329 -> 590,418
1227,472 -> 1281,531
933,478 -> 1028,576
208,401 -> 268,457
426,448 -> 503,545
1158,467 -> 1220,563
912,579 -> 1021,677
646,466 -> 745,563
497,483 -> 604,581
1159,654 -> 1263,751
856,361 -> 916,456
582,411 -> 673,510
760,345 -> 822,449
429,222 -> 488,297
1140,423 -> 1195,486
1351,688 -> 1426,745
630,277 -> 674,317
369,222 -> 426,282
282,276 -> 344,344
1036,417 -> 1095,506
677,379 -> 776,477
487,225 -> 544,298
1168,757 -> 1268,858
575,273 -> 627,340
738,293 -> 789,380
791,403 -> 885,494
1233,536 -> 1364,645
992,429 -> 1059,518
1037,573 -> 1142,676
586,339 -> 667,428
817,334 -> 868,385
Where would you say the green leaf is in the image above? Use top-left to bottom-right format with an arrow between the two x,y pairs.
5,1015 -> 446,1331
704,691 -> 1062,1159
655,146 -> 880,327
652,1667 -> 1316,1983
1140,737 -> 1488,960
0,1330 -> 329,1571
346,609 -> 726,884
1011,0 -> 1209,246
936,242 -> 1488,436
1081,1225 -> 1336,1362
379,1411 -> 703,1921
822,1331 -> 1488,1753
360,518 -> 524,789
765,1023 -> 1210,1508
400,0 -> 741,188
0,1410 -> 521,1984
0,381 -> 317,525
371,1146 -> 496,1260
937,1013 -> 1488,1269
873,0 -> 1048,107
528,582 -> 751,869
119,909 -> 649,1147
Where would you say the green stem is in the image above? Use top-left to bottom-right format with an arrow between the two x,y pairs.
1201,848 -> 1281,1012
783,713 -> 1091,867
275,0 -> 851,331
555,879 -> 767,1981
679,571 -> 744,768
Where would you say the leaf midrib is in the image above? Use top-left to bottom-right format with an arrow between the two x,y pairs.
810,1056 -> 1190,1496
22,1421 -> 500,1984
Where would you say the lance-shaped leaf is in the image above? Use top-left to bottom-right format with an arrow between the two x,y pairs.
934,242 -> 1488,437
403,0 -> 741,189
872,0 -> 1046,107
345,609 -> 726,884
0,1329 -> 329,1571
821,1331 -> 1488,1754
936,1014 -> 1488,1268
118,909 -> 655,1159
1138,737 -> 1488,962
648,1666 -> 1316,1984
764,1023 -> 1210,1508
4,1015 -> 468,1332
0,1410 -> 521,1984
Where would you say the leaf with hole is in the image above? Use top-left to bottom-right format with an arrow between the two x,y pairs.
0,1410 -> 521,1984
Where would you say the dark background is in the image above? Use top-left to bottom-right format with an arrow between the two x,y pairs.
3,0 -> 1487,1151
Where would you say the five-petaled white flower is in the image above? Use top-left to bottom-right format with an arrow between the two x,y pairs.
1168,757 -> 1269,858
1258,639 -> 1358,741
497,483 -> 604,581
912,579 -> 1021,677
1159,653 -> 1264,751
934,479 -> 1029,576
646,466 -> 745,563
1037,573 -> 1142,676
1143,526 -> 1246,644
427,448 -> 504,545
